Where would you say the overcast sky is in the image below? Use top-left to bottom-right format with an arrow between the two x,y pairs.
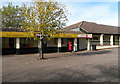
1,0 -> 118,26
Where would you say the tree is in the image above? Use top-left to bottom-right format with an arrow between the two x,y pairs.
2,2 -> 23,28
20,0 -> 68,59
0,9 -> 2,27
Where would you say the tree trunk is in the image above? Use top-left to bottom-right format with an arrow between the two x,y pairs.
39,35 -> 44,59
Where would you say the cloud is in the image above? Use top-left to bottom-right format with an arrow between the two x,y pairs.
65,2 -> 118,26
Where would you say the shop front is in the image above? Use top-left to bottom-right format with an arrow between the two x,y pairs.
1,31 -> 92,55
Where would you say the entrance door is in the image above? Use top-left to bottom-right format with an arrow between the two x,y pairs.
9,38 -> 14,48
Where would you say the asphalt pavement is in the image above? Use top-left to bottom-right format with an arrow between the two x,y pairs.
2,48 -> 119,82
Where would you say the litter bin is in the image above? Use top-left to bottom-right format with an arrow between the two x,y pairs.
92,45 -> 96,50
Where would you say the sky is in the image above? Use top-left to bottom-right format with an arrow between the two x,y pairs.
65,2 -> 118,26
1,0 -> 119,26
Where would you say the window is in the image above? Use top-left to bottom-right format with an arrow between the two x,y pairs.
117,36 -> 119,40
61,38 -> 64,44
93,37 -> 99,40
54,38 -> 57,44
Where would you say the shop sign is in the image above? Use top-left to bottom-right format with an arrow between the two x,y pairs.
78,34 -> 92,38
78,35 -> 86,38
87,34 -> 92,38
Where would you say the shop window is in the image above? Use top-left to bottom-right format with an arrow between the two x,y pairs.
61,38 -> 64,44
54,38 -> 57,45
20,38 -> 25,48
2,38 -> 9,48
93,37 -> 99,40
2,38 -> 5,48
117,37 -> 119,40
9,38 -> 14,48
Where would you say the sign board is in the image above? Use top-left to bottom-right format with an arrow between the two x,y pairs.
35,34 -> 49,36
78,35 -> 86,38
35,34 -> 42,37
78,34 -> 92,38
1,32 -> 34,38
87,34 -> 92,38
55,33 -> 92,38
1,31 -> 92,38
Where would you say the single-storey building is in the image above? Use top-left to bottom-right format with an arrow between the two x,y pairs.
1,21 -> 120,55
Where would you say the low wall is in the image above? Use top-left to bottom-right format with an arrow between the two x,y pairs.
96,45 -> 120,49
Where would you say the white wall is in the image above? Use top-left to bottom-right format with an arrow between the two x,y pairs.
96,45 -> 120,49
79,38 -> 87,50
